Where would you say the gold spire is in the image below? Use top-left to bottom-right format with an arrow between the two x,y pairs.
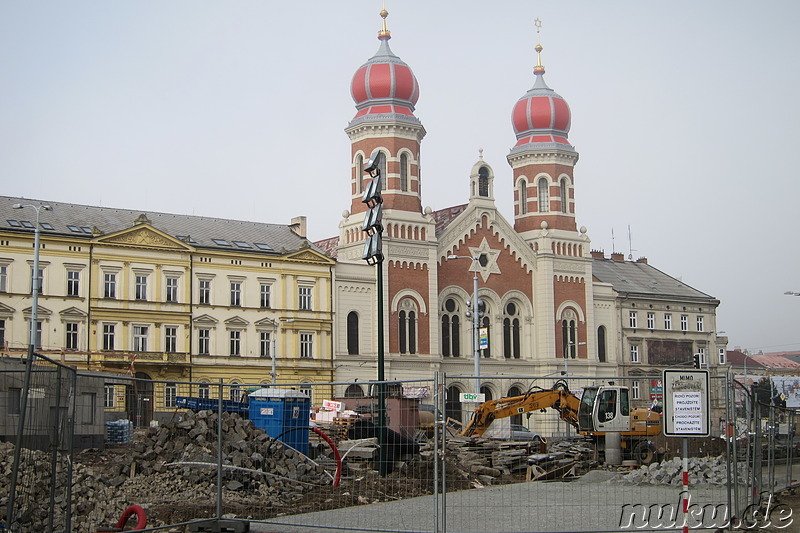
378,4 -> 391,40
533,18 -> 545,75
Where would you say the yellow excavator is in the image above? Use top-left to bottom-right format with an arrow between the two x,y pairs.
461,380 -> 663,463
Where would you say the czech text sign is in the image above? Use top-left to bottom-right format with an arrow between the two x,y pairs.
460,392 -> 486,403
663,369 -> 710,437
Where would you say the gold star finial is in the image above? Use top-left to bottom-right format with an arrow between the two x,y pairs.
378,3 -> 391,39
533,18 -> 545,74
479,148 -> 484,160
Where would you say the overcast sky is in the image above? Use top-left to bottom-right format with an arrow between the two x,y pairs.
1,1 -> 798,354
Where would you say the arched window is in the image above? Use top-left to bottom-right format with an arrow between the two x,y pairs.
561,312 -> 577,360
400,153 -> 408,191
344,384 -> 364,398
503,301 -> 521,359
478,166 -> 489,197
347,311 -> 359,355
229,381 -> 241,402
507,386 -> 523,425
356,155 -> 364,193
379,150 -> 387,191
445,385 -> 463,422
538,177 -> 549,212
519,179 -> 528,214
441,298 -> 461,357
398,298 -> 418,354
597,325 -> 607,363
480,386 -> 493,401
560,177 -> 568,213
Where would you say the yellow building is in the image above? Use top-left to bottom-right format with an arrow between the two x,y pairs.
0,196 -> 334,422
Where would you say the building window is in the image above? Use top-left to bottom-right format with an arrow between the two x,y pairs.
478,166 -> 489,197
165,326 -> 177,353
67,270 -> 80,297
647,312 -> 655,330
165,383 -> 177,408
80,393 -> 96,425
135,275 -> 148,301
260,284 -> 271,308
133,326 -> 148,352
503,302 -> 521,359
480,316 -> 492,358
300,383 -> 312,400
519,179 -> 528,215
104,385 -> 115,408
260,331 -> 272,357
198,329 -> 210,355
230,282 -> 241,307
664,313 -> 672,330
697,347 -> 706,367
441,298 -> 460,357
0,319 -> 5,349
560,177 -> 568,213
398,298 -> 418,354
378,151 -> 387,191
104,273 -> 116,299
631,381 -> 640,400
66,322 -> 78,350
680,314 -> 688,332
229,382 -> 241,402
198,383 -> 210,399
347,311 -> 359,355
400,153 -> 409,192
537,177 -> 549,212
300,333 -> 313,358
562,317 -> 577,360
199,279 -> 211,305
356,154 -> 364,193
630,344 -> 640,363
719,348 -> 726,365
166,277 -> 178,303
629,311 -> 638,329
30,267 -> 44,294
35,320 -> 42,349
0,265 -> 7,292
696,316 -> 704,332
229,330 -> 241,356
597,325 -> 607,363
103,324 -> 115,351
299,286 -> 312,311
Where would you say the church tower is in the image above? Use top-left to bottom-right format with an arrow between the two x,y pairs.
507,23 -> 594,373
338,9 -> 437,362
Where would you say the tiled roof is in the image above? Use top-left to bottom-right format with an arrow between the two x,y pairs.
749,355 -> 800,369
591,258 -> 716,302
726,350 -> 767,367
433,204 -> 468,237
313,236 -> 339,259
1,196 -> 318,255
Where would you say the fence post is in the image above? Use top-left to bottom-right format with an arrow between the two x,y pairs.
63,368 -> 77,533
46,364 -> 63,533
217,378 -> 224,520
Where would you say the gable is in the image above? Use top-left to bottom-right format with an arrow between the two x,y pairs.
97,224 -> 193,250
285,248 -> 336,265
194,314 -> 219,326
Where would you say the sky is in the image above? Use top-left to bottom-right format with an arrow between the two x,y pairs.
1,1 -> 798,354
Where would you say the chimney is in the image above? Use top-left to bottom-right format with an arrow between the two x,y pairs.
590,250 -> 605,259
290,216 -> 307,238
611,252 -> 624,262
636,256 -> 648,264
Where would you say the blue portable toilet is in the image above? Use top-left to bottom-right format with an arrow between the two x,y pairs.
248,388 -> 310,455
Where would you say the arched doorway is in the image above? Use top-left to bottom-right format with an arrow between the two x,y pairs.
445,385 -> 463,422
507,386 -> 523,425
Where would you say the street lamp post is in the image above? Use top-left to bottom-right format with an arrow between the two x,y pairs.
446,254 -> 481,394
7,202 -> 51,527
563,340 -> 587,376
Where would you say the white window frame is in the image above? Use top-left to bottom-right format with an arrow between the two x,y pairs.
230,282 -> 242,307
697,347 -> 706,367
103,385 -> 115,408
629,311 -> 638,329
719,348 -> 726,365
630,344 -> 640,363
646,312 -> 655,330
104,272 -> 117,299
103,323 -> 115,351
67,270 -> 80,297
696,315 -> 705,332
135,274 -> 148,301
664,313 -> 672,330
198,328 -> 210,355
299,286 -> 313,311
199,279 -> 211,305
0,265 -> 7,292
300,332 -> 313,358
133,325 -> 148,352
260,283 -> 271,309
65,322 -> 79,350
164,326 -> 178,353
198,383 -> 210,399
229,330 -> 241,356
165,383 -> 177,408
680,314 -> 688,332
632,381 -> 640,400
166,277 -> 179,303
260,331 -> 272,357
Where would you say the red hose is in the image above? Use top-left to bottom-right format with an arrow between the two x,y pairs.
312,427 -> 342,487
96,505 -> 146,532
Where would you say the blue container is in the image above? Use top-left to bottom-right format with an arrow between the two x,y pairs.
248,388 -> 310,455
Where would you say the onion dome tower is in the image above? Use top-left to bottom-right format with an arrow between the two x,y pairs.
507,24 -> 579,235
344,9 -> 426,218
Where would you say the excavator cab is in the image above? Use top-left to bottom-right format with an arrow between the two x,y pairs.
577,385 -> 631,434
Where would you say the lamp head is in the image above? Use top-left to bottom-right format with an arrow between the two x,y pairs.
42,205 -> 52,211
12,203 -> 22,209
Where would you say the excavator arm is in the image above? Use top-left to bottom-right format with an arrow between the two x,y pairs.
461,381 -> 582,437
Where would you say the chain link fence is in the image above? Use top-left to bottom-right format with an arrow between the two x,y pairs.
1,366 -> 797,532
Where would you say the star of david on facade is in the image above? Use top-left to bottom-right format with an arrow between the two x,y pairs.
468,238 -> 501,282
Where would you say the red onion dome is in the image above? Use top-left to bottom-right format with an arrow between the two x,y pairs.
349,10 -> 420,126
510,44 -> 573,153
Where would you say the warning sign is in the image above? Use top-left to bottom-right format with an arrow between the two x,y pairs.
663,370 -> 710,437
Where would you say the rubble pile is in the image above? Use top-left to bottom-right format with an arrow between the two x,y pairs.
0,410 -> 329,533
619,455 -> 743,486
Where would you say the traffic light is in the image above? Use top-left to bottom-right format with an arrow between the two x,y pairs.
362,150 -> 384,265
693,353 -> 701,369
